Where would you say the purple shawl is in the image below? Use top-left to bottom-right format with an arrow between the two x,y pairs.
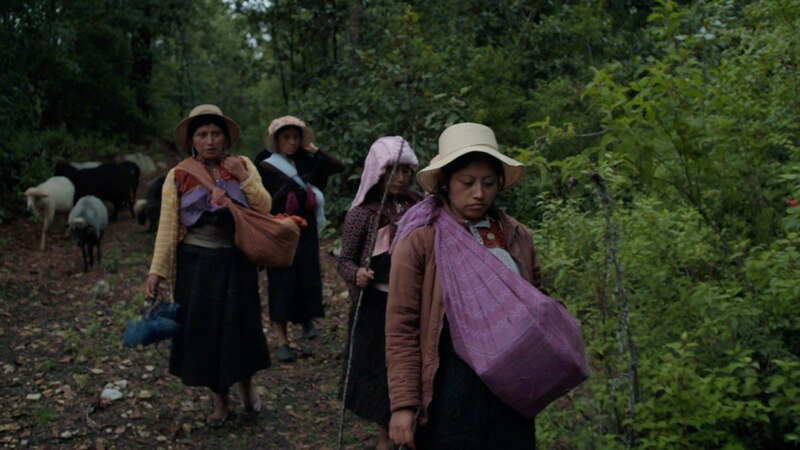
179,180 -> 250,227
350,136 -> 419,210
391,196 -> 440,250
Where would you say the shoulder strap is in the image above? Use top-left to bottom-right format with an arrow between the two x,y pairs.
176,158 -> 216,191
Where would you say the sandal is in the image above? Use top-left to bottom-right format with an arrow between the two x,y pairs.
206,412 -> 229,428
242,386 -> 262,415
244,399 -> 262,415
275,344 -> 295,363
302,321 -> 318,340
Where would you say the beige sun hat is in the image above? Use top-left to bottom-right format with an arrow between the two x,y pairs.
264,115 -> 316,152
417,122 -> 525,193
173,104 -> 240,154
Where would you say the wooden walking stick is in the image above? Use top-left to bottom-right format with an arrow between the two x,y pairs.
338,142 -> 405,449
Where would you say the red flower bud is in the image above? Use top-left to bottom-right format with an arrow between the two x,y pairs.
789,199 -> 798,208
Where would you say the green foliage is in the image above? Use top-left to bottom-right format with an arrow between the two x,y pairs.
536,187 -> 800,447
0,0 -> 181,139
0,127 -> 122,194
230,0 -> 651,222
636,341 -> 766,449
531,2 -> 800,446
1,0 -> 189,194
31,405 -> 57,425
780,147 -> 800,232
149,0 -> 273,154
536,0 -> 798,245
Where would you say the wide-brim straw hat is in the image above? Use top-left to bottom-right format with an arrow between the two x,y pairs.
173,104 -> 240,154
265,115 -> 315,151
417,122 -> 525,193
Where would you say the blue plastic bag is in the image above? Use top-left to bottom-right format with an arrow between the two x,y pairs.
123,299 -> 180,347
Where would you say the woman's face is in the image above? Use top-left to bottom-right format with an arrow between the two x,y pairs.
380,164 -> 414,196
192,123 -> 226,162
445,160 -> 500,222
276,127 -> 301,156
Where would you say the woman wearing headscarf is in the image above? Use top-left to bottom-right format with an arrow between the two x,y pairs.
258,116 -> 345,362
145,104 -> 270,427
386,123 -> 544,448
337,136 -> 421,450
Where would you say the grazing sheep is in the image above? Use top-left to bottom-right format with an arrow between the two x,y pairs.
70,161 -> 102,170
24,176 -> 75,250
122,153 -> 157,175
54,161 -> 138,221
68,195 -> 108,272
134,174 -> 165,232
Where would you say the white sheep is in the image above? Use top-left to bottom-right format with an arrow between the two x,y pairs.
70,161 -> 102,170
24,176 -> 75,250
122,153 -> 157,175
68,195 -> 109,272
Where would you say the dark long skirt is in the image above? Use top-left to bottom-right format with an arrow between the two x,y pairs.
416,318 -> 536,449
342,286 -> 390,427
266,224 -> 323,324
170,243 -> 271,392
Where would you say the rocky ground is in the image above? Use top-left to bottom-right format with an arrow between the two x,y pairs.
0,185 -> 381,449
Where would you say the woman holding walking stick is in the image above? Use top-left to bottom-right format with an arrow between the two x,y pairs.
337,136 -> 420,450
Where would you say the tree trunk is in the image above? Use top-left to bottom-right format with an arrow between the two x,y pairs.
347,0 -> 362,64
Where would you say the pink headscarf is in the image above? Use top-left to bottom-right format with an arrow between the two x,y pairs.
350,136 -> 419,209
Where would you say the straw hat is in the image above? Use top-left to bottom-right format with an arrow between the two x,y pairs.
173,104 -> 240,154
264,115 -> 315,152
417,122 -> 525,193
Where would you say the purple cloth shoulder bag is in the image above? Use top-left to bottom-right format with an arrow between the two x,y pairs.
392,198 -> 590,418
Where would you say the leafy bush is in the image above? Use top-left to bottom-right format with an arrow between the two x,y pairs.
1,127 -> 121,198
534,185 -> 800,447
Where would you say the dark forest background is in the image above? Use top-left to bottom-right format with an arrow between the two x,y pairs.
2,0 -> 799,447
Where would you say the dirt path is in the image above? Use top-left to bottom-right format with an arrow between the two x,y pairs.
0,201 -> 379,448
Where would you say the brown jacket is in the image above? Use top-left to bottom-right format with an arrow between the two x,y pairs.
385,207 -> 542,424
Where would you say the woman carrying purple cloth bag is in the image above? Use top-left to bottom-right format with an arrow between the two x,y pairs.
386,123 -> 589,449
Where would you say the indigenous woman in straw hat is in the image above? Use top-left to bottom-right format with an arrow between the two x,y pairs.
337,136 -> 421,450
386,123 -> 542,448
258,116 -> 345,362
145,105 -> 270,427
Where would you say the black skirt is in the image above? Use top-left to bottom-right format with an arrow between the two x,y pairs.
342,286 -> 390,427
266,223 -> 324,324
169,243 -> 271,392
416,318 -> 536,449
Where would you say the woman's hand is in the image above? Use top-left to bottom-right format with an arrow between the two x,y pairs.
355,267 -> 374,288
389,409 -> 417,449
145,273 -> 165,298
304,142 -> 319,154
223,156 -> 248,181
